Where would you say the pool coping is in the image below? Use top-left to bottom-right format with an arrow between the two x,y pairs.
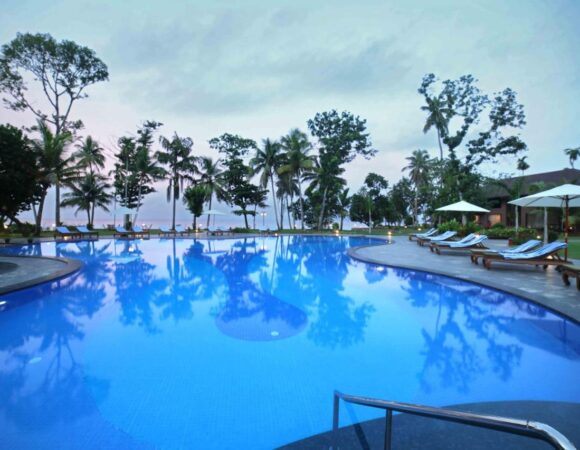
347,241 -> 580,325
0,255 -> 83,295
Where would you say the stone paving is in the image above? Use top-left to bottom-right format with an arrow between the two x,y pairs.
0,255 -> 81,295
349,237 -> 580,322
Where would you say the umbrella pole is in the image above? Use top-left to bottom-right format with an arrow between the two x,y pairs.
543,207 -> 548,244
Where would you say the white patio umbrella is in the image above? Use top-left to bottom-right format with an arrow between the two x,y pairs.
508,184 -> 580,261
203,209 -> 227,227
111,207 -> 136,227
436,200 -> 490,225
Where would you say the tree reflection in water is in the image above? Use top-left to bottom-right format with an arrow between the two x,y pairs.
399,270 -> 535,393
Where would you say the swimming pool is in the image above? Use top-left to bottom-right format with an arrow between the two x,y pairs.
0,236 -> 579,449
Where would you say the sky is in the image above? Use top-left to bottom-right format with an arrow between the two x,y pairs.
1,0 -> 579,228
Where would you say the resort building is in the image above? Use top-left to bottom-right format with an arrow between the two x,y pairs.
483,168 -> 580,228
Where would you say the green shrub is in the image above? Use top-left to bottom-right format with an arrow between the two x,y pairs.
547,230 -> 559,242
438,220 -> 482,237
17,222 -> 36,237
231,227 -> 255,233
483,227 -> 538,243
491,222 -> 506,229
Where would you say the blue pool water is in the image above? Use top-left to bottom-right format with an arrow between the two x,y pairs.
0,236 -> 579,449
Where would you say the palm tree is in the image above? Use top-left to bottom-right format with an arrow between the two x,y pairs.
61,174 -> 112,226
404,149 -> 431,225
337,188 -> 351,231
73,136 -> 106,176
279,128 -> 315,229
564,147 -> 580,169
276,171 -> 298,229
133,146 -> 165,224
517,156 -> 530,176
156,133 -> 197,229
251,138 -> 283,230
183,185 -> 207,230
421,97 -> 450,160
197,156 -> 226,228
32,120 -> 74,231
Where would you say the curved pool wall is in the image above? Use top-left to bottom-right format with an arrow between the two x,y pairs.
0,236 -> 579,449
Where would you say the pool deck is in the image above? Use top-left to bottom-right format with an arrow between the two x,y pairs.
348,237 -> 580,323
0,254 -> 82,295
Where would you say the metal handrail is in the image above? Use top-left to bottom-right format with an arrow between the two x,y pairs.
333,391 -> 576,450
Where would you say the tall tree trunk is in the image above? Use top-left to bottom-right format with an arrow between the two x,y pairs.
90,202 -> 95,227
34,191 -> 47,235
340,215 -> 344,231
55,178 -> 61,225
206,194 -> 212,228
317,187 -> 328,230
171,181 -> 177,230
436,128 -> 444,161
134,181 -> 143,226
243,210 -> 249,229
270,174 -> 280,230
298,179 -> 305,230
193,214 -> 197,231
287,195 -> 292,229
279,195 -> 284,230
414,190 -> 418,226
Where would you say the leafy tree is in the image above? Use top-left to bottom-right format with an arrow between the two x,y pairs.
564,147 -> 580,169
183,185 -> 207,230
404,149 -> 432,225
389,177 -> 414,225
31,120 -> 74,230
156,133 -> 197,229
61,173 -> 112,227
279,128 -> 315,229
307,110 -> 376,229
197,156 -> 226,228
251,138 -> 283,229
0,124 -> 43,228
350,173 -> 390,227
419,74 -> 527,168
349,188 -> 373,227
0,32 -> 108,135
209,133 -> 258,229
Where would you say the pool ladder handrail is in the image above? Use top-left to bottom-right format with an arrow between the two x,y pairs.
333,391 -> 576,450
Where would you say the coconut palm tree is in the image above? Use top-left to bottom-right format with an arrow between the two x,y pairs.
276,171 -> 298,229
133,146 -> 166,224
251,138 -> 283,230
564,147 -> 580,169
404,149 -> 432,225
197,156 -> 226,228
73,136 -> 106,176
337,188 -> 351,231
279,128 -> 315,229
156,133 -> 197,229
61,173 -> 112,226
517,156 -> 530,176
183,185 -> 207,230
32,120 -> 74,231
421,97 -> 450,160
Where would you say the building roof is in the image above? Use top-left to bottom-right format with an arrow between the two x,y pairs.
485,168 -> 580,199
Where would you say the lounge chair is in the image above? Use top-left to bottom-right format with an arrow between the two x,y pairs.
470,239 -> 542,264
54,226 -> 81,241
159,226 -> 176,237
132,225 -> 150,239
417,230 -> 457,247
208,226 -> 223,236
431,235 -> 488,254
430,233 -> 476,249
175,225 -> 189,236
408,227 -> 437,241
482,241 -> 568,270
76,226 -> 99,240
561,264 -> 580,290
114,226 -> 133,239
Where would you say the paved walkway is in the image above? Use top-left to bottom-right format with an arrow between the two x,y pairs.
0,255 -> 82,295
349,237 -> 580,322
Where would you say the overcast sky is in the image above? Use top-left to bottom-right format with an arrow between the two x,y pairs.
1,0 -> 579,228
